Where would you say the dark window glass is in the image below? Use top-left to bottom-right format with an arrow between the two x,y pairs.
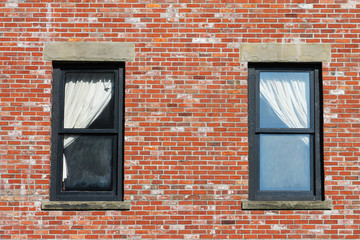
63,135 -> 114,191
64,72 -> 115,129
248,63 -> 323,201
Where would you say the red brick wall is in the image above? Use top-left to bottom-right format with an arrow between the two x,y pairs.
1,0 -> 359,239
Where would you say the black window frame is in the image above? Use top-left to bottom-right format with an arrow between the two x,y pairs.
50,62 -> 125,201
248,63 -> 323,201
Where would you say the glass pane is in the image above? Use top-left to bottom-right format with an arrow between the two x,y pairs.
62,135 -> 113,191
260,72 -> 310,128
260,134 -> 311,191
64,72 -> 114,129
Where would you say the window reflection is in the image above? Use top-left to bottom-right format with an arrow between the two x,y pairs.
260,134 -> 311,191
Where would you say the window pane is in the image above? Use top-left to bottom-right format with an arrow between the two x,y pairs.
260,72 -> 310,128
64,73 -> 114,129
260,134 -> 311,191
63,135 -> 113,191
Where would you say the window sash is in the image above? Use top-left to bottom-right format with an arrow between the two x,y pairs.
252,133 -> 316,201
60,69 -> 119,132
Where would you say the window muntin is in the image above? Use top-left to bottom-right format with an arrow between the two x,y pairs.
50,62 -> 124,201
248,63 -> 322,201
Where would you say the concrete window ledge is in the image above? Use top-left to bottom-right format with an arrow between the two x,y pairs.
41,201 -> 131,211
242,200 -> 332,210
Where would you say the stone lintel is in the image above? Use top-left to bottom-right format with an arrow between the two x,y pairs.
240,44 -> 331,62
242,200 -> 332,210
44,42 -> 135,61
41,201 -> 131,211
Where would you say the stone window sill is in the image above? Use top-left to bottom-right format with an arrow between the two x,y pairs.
41,201 -> 131,211
241,200 -> 332,210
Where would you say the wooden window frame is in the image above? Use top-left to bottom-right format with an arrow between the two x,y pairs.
248,63 -> 323,201
50,62 -> 125,201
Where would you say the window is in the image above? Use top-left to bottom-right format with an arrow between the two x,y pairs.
50,62 -> 124,201
248,63 -> 323,201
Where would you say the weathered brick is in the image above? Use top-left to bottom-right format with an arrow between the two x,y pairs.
0,0 -> 359,239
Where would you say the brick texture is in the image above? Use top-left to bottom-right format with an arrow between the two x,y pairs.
1,0 -> 359,239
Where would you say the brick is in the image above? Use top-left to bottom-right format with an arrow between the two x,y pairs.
0,1 -> 359,239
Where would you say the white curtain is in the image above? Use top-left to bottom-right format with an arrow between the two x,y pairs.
62,73 -> 114,181
260,72 -> 309,143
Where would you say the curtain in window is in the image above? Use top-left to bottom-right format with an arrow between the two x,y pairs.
62,73 -> 114,181
260,73 -> 309,128
260,72 -> 309,144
